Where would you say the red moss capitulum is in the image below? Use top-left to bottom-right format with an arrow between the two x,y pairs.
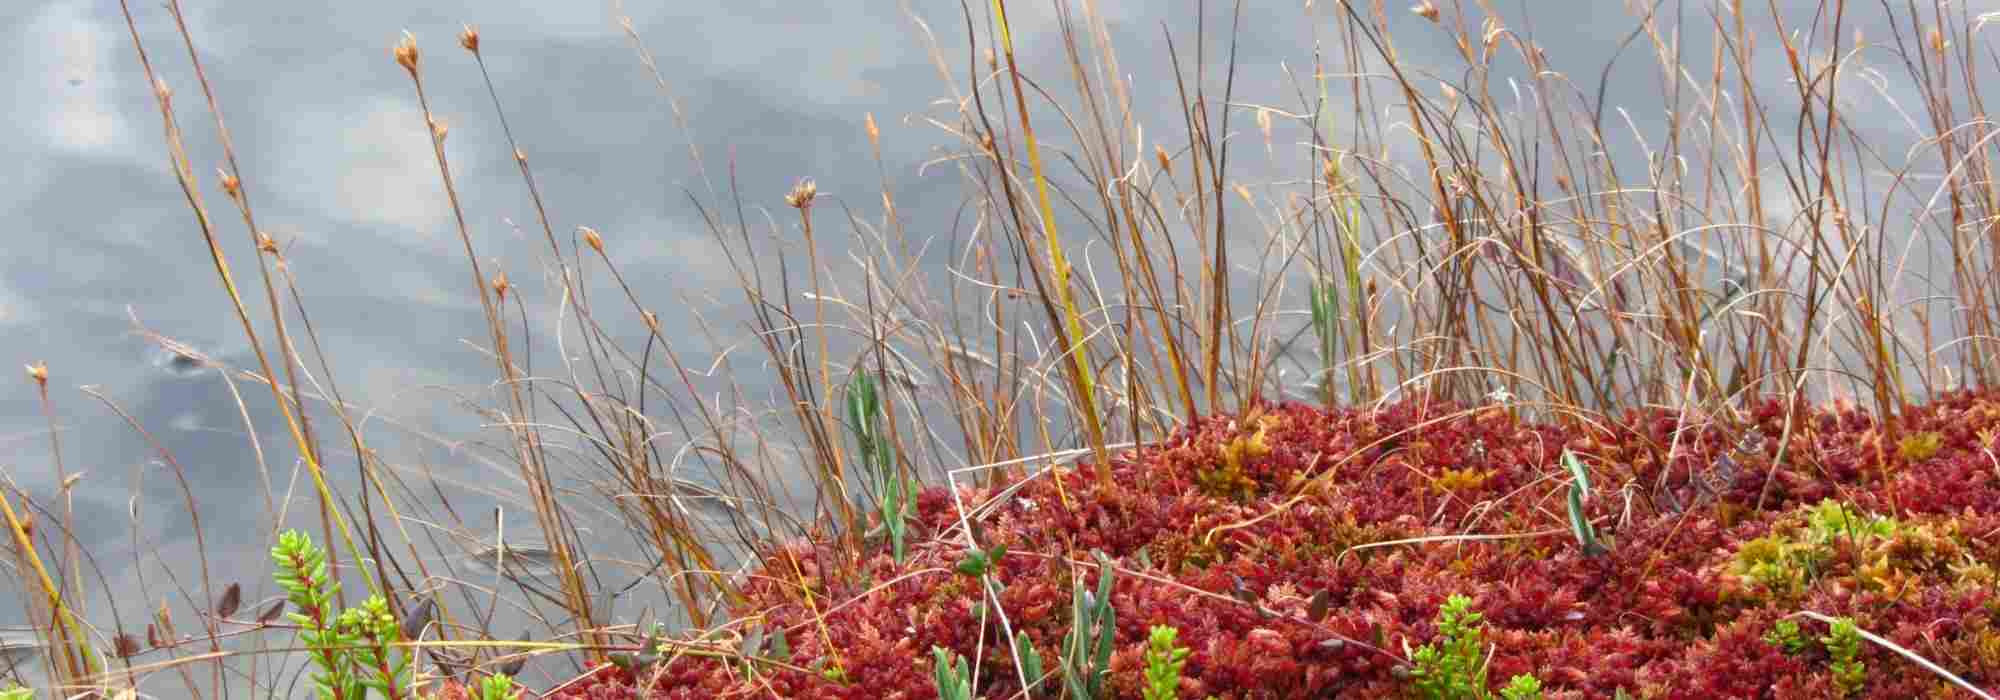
553,390 -> 2000,699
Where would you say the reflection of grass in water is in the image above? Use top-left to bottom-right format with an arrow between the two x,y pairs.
0,630 -> 44,673
18,0 -> 2000,697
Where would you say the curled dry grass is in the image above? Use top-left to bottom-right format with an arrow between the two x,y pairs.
6,0 -> 2000,697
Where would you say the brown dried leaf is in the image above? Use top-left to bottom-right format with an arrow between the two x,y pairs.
257,599 -> 286,624
400,596 -> 435,641
496,631 -> 531,676
214,582 -> 241,619
1307,589 -> 1333,622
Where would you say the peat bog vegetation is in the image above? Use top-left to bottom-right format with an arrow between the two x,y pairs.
12,0 -> 2000,697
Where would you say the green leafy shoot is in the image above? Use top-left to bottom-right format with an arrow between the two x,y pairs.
1823,616 -> 1868,696
1499,673 -> 1545,700
1142,624 -> 1190,700
1406,594 -> 1546,700
476,673 -> 518,700
1764,618 -> 1810,655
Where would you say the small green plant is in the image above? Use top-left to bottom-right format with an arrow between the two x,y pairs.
1763,618 -> 1811,655
956,542 -> 1009,578
270,529 -> 412,700
817,658 -> 849,684
1498,673 -> 1544,700
845,372 -> 912,563
0,686 -> 31,700
1731,500 -> 1902,595
932,646 -> 975,700
475,673 -> 517,700
1802,500 -> 1898,548
1406,594 -> 1544,700
1409,594 -> 1487,700
1822,616 -> 1868,696
1062,555 -> 1118,700
1141,624 -> 1190,700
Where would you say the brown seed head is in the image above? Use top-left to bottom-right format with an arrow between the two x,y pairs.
864,112 -> 880,150
980,132 -> 996,155
491,272 -> 510,300
1156,144 -> 1172,176
219,169 -> 241,200
458,24 -> 481,54
1412,1 -> 1440,22
256,232 -> 279,254
25,362 -> 47,386
580,226 -> 604,254
113,634 -> 142,659
394,32 -> 420,76
642,309 -> 660,334
429,117 -> 449,142
785,178 -> 818,210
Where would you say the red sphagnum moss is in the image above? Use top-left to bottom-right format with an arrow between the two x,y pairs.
551,391 -> 2000,699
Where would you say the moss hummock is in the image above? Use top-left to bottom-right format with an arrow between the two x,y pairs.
553,390 -> 2000,699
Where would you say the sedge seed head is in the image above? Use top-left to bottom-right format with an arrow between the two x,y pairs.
25,362 -> 47,385
581,226 -> 604,254
459,24 -> 481,53
785,178 -> 818,210
394,32 -> 420,75
219,169 -> 241,199
1413,1 -> 1440,22
491,272 -> 510,299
